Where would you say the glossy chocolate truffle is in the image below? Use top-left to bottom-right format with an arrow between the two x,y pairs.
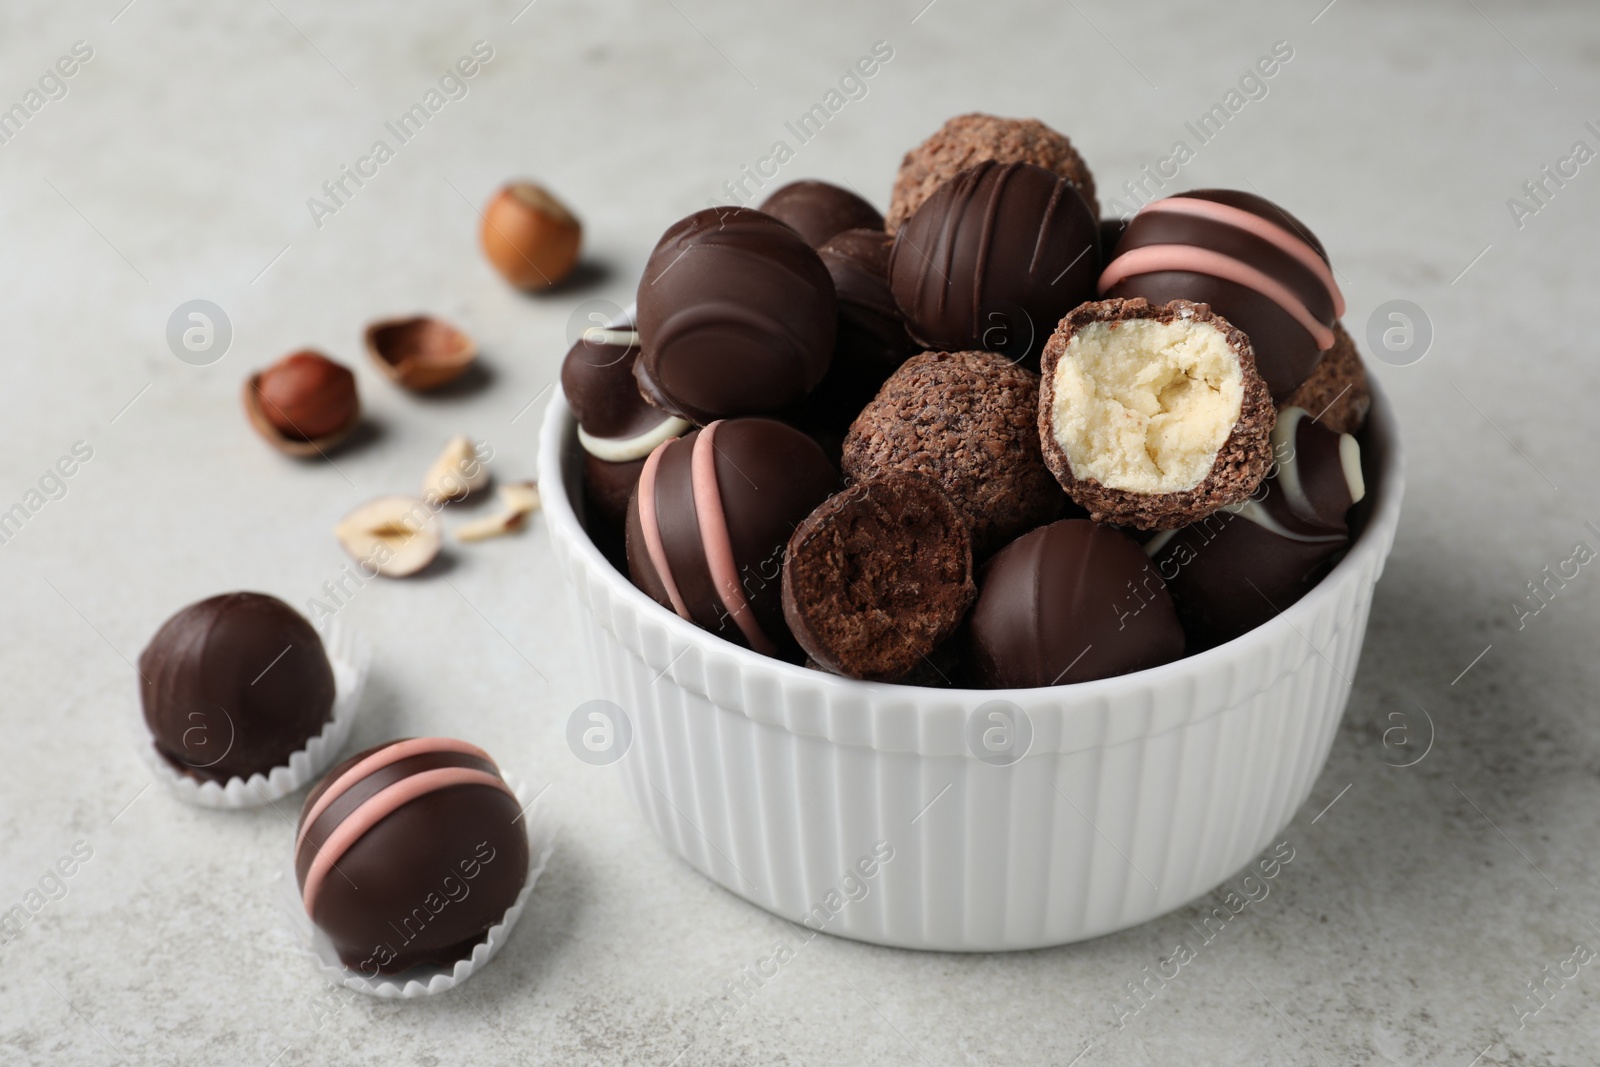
842,350 -> 1063,558
1281,320 -> 1370,436
888,160 -> 1098,367
887,113 -> 1099,232
635,207 -> 836,424
782,473 -> 975,682
138,592 -> 335,782
1147,406 -> 1365,648
758,180 -> 884,248
626,418 -> 838,658
295,738 -> 530,975
562,324 -> 691,524
1038,298 -> 1276,529
1100,189 -> 1345,400
967,520 -> 1184,688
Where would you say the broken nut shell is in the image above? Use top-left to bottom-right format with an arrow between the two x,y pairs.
365,315 -> 478,392
455,481 -> 541,542
334,495 -> 443,577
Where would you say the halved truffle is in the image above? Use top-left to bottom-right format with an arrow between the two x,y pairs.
1038,298 -> 1275,529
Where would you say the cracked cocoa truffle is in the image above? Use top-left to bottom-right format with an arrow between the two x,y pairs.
842,350 -> 1062,557
1038,298 -> 1276,530
626,418 -> 838,659
757,180 -> 884,248
889,160 -> 1099,368
561,323 -> 691,524
1281,321 -> 1370,435
1145,406 -> 1365,648
782,473 -> 975,682
1099,189 -> 1345,400
295,738 -> 529,975
886,113 -> 1098,233
138,593 -> 335,783
966,519 -> 1184,688
635,207 -> 836,424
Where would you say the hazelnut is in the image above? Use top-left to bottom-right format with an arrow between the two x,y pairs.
454,481 -> 541,542
480,181 -> 581,290
422,436 -> 490,503
334,496 -> 442,577
244,350 -> 360,456
365,315 -> 477,392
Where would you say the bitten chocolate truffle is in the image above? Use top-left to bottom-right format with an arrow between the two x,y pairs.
843,350 -> 1063,557
1147,406 -> 1365,648
889,161 -> 1098,367
626,418 -> 838,658
635,207 -> 836,424
139,593 -> 335,782
782,473 -> 975,682
295,738 -> 530,975
561,324 -> 691,524
1280,321 -> 1370,436
967,519 -> 1184,688
887,113 -> 1098,232
1099,189 -> 1345,399
758,180 -> 884,248
1038,298 -> 1276,530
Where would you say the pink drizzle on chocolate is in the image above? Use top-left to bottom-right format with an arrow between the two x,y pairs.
690,421 -> 776,655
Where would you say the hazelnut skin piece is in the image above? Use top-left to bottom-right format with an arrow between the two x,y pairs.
254,351 -> 359,440
480,181 -> 582,290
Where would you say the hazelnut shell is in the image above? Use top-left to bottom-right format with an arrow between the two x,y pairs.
364,315 -> 478,392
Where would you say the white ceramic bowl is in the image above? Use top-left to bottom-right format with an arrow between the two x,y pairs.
539,383 -> 1404,951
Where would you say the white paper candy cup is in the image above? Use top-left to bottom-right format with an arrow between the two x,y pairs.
135,619 -> 371,809
277,778 -> 554,999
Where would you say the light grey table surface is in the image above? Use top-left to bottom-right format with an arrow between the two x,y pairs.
2,0 -> 1597,1063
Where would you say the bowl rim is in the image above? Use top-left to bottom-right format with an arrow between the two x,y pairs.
537,374 -> 1405,708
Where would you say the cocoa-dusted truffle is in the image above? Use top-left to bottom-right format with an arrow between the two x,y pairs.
1147,406 -> 1365,648
1099,189 -> 1344,399
886,113 -> 1098,232
139,593 -> 335,782
782,473 -> 975,682
626,418 -> 838,658
295,738 -> 529,975
758,180 -> 884,248
635,207 -> 836,424
966,519 -> 1184,688
1038,298 -> 1276,530
889,160 -> 1098,368
1281,321 -> 1370,436
843,350 -> 1062,557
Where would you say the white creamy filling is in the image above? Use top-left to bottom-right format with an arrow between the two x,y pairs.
1050,318 -> 1244,493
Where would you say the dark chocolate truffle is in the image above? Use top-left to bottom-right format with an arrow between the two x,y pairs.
561,324 -> 691,524
635,207 -> 836,424
294,738 -> 530,975
758,180 -> 884,248
888,160 -> 1098,367
967,519 -> 1185,688
1281,320 -> 1370,436
1147,406 -> 1365,648
138,592 -> 335,783
782,473 -> 975,682
626,418 -> 838,658
1100,189 -> 1345,400
887,113 -> 1099,232
1038,298 -> 1276,530
842,350 -> 1063,558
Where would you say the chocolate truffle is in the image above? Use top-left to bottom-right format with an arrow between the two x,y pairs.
758,180 -> 884,248
635,207 -> 836,424
1281,320 -> 1370,436
888,160 -> 1098,367
1099,189 -> 1345,400
1038,298 -> 1276,530
138,593 -> 335,782
782,473 -> 975,682
561,324 -> 691,524
843,350 -> 1063,558
887,113 -> 1099,232
967,519 -> 1184,688
295,738 -> 530,975
626,418 -> 838,658
1146,406 -> 1365,648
